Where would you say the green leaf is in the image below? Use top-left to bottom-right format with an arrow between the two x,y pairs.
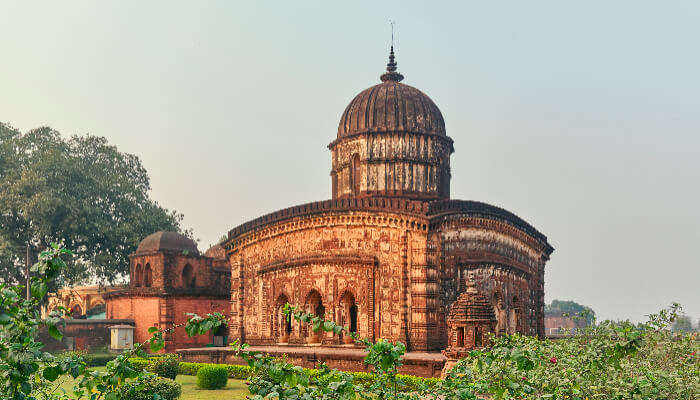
148,326 -> 158,334
20,380 -> 32,394
48,324 -> 63,340
43,366 -> 60,382
150,338 -> 164,352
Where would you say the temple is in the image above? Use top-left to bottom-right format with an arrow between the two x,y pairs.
222,47 -> 554,354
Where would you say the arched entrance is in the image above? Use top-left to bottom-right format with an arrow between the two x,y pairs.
338,291 -> 357,344
70,304 -> 83,319
274,294 -> 292,343
304,290 -> 324,344
134,264 -> 142,287
182,264 -> 194,288
509,296 -> 519,334
144,264 -> 153,287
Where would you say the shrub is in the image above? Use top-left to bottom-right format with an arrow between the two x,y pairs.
121,375 -> 182,400
148,353 -> 180,379
129,357 -> 150,371
196,365 -> 229,389
56,350 -> 117,367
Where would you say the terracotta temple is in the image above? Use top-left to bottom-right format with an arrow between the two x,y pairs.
223,47 -> 553,353
102,47 -> 554,369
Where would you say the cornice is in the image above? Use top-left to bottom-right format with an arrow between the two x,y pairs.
327,131 -> 455,151
257,252 -> 378,276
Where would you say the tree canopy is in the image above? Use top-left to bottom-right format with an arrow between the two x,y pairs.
545,299 -> 596,326
0,122 -> 190,286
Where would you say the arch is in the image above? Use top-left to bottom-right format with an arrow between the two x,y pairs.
304,290 -> 325,343
182,264 -> 194,288
493,291 -> 506,335
70,304 -> 83,318
274,294 -> 292,342
144,263 -> 153,287
338,291 -> 357,334
134,264 -> 142,287
305,289 -> 325,317
351,153 -> 360,196
509,296 -> 519,334
86,303 -> 105,319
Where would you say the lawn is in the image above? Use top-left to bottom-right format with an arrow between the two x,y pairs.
53,368 -> 249,400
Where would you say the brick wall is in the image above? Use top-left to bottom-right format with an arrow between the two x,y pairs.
38,319 -> 134,352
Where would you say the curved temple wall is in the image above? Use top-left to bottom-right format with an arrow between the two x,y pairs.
224,198 -> 553,352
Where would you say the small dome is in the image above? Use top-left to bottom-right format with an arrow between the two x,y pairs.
136,231 -> 199,255
204,244 -> 226,260
337,47 -> 445,139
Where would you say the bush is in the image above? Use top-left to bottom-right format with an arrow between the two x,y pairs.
196,365 -> 229,389
56,350 -> 117,367
148,353 -> 180,379
131,358 -> 439,390
122,375 -> 182,400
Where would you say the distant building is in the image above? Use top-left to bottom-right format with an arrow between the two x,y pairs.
105,231 -> 231,351
44,285 -> 124,319
545,314 -> 587,335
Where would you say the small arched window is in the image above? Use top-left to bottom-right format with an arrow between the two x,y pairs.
134,264 -> 142,287
351,154 -> 360,196
144,263 -> 153,287
182,264 -> 194,288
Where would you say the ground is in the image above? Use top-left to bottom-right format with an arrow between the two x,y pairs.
54,368 -> 249,400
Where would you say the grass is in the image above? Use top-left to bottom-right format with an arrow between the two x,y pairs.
53,368 -> 249,400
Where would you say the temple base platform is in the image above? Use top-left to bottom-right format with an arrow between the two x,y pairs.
177,345 -> 446,378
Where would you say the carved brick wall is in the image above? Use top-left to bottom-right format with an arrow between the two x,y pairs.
227,210 -> 438,349
225,198 -> 553,353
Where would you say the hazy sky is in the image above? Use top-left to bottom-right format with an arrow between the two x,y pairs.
1,1 -> 698,323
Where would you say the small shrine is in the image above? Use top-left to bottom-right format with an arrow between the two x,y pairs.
442,271 -> 497,360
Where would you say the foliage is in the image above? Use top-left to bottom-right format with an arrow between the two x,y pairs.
545,299 -> 596,326
129,358 -> 440,391
196,365 -> 229,390
121,375 -> 182,400
2,240 -> 698,400
148,353 -> 181,380
0,243 -> 203,400
0,123 -> 189,286
57,350 -> 117,367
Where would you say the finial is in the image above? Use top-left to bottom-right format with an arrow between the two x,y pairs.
380,20 -> 404,82
466,270 -> 478,294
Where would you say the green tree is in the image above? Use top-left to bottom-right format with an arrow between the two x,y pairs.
671,315 -> 694,333
545,299 -> 596,326
0,123 -> 190,286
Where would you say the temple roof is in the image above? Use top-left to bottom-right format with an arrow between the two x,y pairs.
336,47 -> 446,140
204,243 -> 226,260
447,274 -> 497,323
136,231 -> 199,255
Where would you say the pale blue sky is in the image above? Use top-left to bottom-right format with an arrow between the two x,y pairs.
1,1 -> 698,323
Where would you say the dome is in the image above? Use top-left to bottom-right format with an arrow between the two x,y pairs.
204,243 -> 226,260
336,47 -> 445,139
136,231 -> 199,255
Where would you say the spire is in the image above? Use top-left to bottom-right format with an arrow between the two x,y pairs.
466,270 -> 478,294
380,46 -> 404,82
380,22 -> 404,82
